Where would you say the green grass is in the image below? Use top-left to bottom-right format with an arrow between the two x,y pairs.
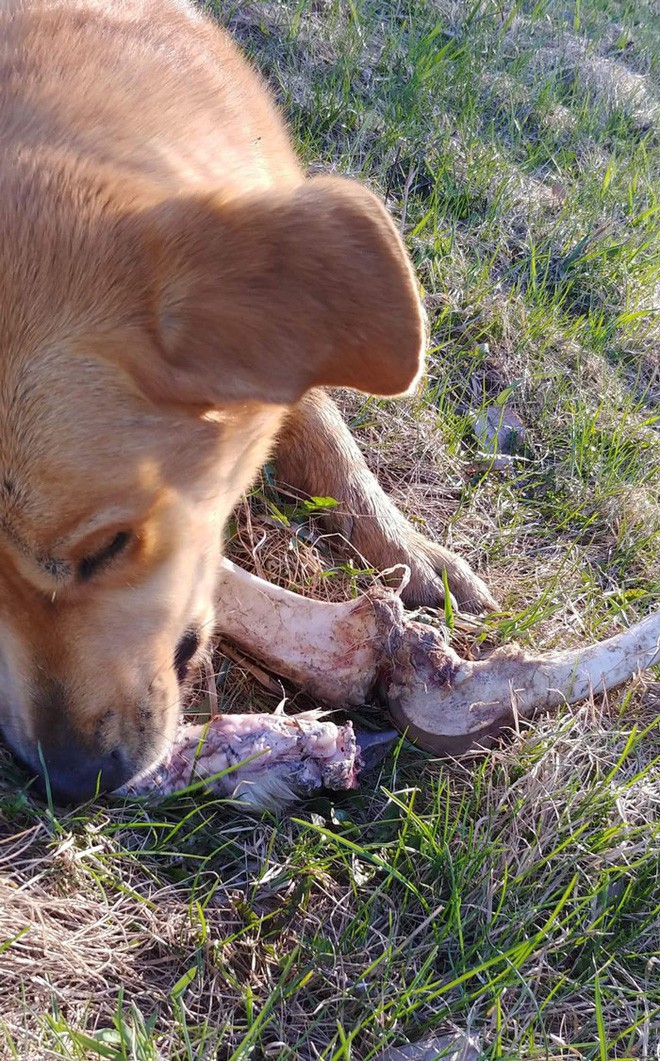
1,0 -> 659,1056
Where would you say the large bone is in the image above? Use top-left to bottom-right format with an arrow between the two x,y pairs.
216,559 -> 660,755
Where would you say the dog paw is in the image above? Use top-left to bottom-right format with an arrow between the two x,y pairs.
340,517 -> 498,615
399,534 -> 498,614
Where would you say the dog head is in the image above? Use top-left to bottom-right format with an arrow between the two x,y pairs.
0,166 -> 425,802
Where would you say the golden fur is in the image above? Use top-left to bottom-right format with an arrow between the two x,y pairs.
0,0 -> 489,801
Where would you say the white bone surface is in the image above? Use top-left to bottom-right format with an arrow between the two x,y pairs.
215,559 -> 660,755
215,558 -> 389,703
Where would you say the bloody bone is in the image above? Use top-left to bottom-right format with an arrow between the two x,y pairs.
120,561 -> 658,807
215,559 -> 660,756
119,711 -> 395,809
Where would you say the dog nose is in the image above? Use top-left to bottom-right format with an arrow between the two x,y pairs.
31,742 -> 136,805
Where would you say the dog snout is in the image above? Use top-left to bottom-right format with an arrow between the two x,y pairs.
10,678 -> 154,804
29,737 -> 135,805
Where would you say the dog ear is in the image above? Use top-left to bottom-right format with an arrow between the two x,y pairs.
136,176 -> 426,407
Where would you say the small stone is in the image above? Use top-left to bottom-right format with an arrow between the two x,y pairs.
374,1030 -> 480,1061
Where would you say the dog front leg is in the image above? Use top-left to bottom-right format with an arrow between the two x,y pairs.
274,390 -> 497,613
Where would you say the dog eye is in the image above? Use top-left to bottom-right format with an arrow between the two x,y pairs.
78,531 -> 132,581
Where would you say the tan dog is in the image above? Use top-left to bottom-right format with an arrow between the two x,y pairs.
0,0 -> 494,803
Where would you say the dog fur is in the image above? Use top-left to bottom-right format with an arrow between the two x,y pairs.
0,0 -> 492,801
